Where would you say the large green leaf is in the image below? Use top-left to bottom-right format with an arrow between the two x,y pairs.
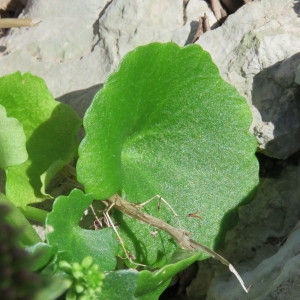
0,72 -> 81,207
77,42 -> 258,267
0,104 -> 27,169
46,189 -> 119,271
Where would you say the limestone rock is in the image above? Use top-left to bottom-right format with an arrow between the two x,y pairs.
295,65 -> 300,84
198,0 -> 300,158
0,0 -> 110,99
207,221 -> 300,299
0,0 -> 214,102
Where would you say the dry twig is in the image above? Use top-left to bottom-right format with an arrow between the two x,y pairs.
192,13 -> 210,43
54,167 -> 250,291
106,194 -> 250,293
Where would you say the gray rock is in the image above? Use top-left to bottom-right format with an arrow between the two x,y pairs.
0,0 -> 110,100
295,65 -> 300,85
0,0 -> 214,102
207,222 -> 300,299
187,155 -> 300,299
198,0 -> 300,159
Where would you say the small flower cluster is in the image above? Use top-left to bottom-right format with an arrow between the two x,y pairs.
59,256 -> 105,300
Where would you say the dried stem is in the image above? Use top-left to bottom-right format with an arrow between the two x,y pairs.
192,13 -> 210,43
0,18 -> 41,28
54,165 -> 249,292
106,194 -> 250,293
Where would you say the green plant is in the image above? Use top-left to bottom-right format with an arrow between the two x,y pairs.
0,204 -> 44,299
59,256 -> 105,300
0,42 -> 258,299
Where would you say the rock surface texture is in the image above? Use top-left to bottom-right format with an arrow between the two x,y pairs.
1,0 -> 300,299
198,0 -> 300,159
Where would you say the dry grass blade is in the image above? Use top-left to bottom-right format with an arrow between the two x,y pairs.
0,18 -> 41,28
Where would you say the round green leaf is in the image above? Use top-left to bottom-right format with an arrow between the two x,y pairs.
46,189 -> 119,271
0,72 -> 81,207
77,43 -> 259,267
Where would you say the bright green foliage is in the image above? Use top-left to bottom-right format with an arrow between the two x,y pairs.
77,42 -> 259,266
0,42 -> 260,299
46,189 -> 119,271
101,270 -> 138,300
136,250 -> 202,298
0,72 -> 81,207
0,105 -> 27,169
26,243 -> 56,271
59,256 -> 105,300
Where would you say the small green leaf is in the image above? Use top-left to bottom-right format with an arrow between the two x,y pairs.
0,105 -> 27,169
136,250 -> 201,298
25,243 -> 56,271
0,72 -> 81,207
77,43 -> 259,266
40,160 -> 68,197
46,189 -> 119,271
101,270 -> 138,300
99,251 -> 202,300
34,275 -> 71,300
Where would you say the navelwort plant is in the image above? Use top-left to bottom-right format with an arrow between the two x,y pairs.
0,42 -> 258,299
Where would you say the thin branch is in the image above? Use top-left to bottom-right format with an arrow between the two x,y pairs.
192,13 -> 210,43
137,194 -> 182,228
53,165 -> 249,292
104,203 -> 145,267
106,194 -> 250,293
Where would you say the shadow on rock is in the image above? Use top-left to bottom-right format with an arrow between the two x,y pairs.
251,52 -> 300,159
57,83 -> 103,118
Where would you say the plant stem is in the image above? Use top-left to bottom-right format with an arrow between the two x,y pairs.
106,194 -> 250,293
58,164 -> 249,292
21,205 -> 48,224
